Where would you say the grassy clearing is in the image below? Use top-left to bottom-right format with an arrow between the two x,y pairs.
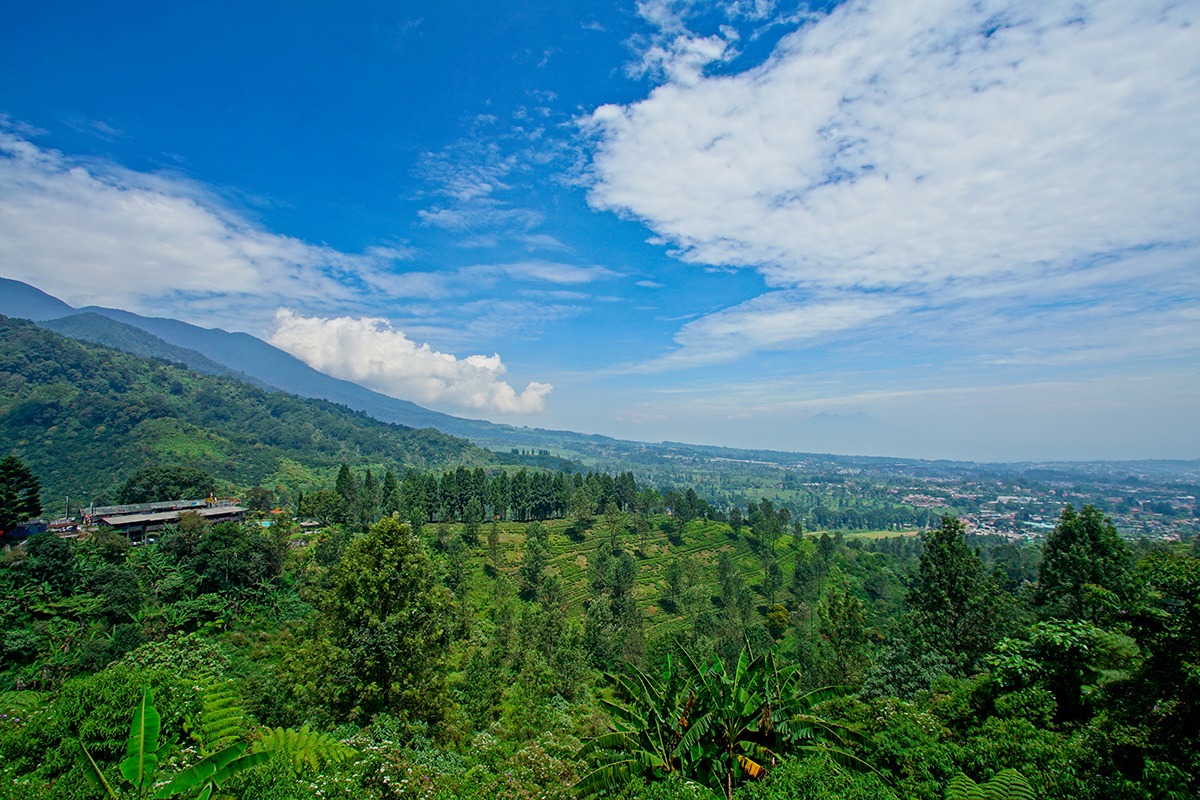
837,529 -> 923,540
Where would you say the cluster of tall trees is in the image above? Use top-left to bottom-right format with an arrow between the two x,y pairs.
0,454 -> 42,534
297,463 -> 700,532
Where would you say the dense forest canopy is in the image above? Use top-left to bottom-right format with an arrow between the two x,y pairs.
0,315 -> 493,503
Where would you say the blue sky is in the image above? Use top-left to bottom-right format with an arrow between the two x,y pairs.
1,0 -> 1198,461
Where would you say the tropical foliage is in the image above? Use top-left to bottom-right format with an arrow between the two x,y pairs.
78,687 -> 269,800
579,645 -> 867,799
1,321 -> 1197,799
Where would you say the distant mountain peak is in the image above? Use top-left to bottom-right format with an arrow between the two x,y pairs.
0,277 -> 76,321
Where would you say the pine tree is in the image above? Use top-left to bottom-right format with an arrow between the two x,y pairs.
907,515 -> 1000,673
1037,504 -> 1135,622
0,454 -> 42,534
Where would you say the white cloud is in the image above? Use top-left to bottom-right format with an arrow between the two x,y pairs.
366,259 -> 620,301
642,291 -> 905,369
588,0 -> 1200,367
269,309 -> 553,414
472,260 -> 619,284
456,298 -> 586,340
0,131 -> 402,333
415,127 -> 567,235
633,33 -> 734,84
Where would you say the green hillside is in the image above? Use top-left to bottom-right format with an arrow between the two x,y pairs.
0,315 -> 491,504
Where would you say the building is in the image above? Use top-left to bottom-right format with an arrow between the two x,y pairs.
92,499 -> 247,541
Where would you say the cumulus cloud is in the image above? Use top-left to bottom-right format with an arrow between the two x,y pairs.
269,309 -> 553,414
588,0 -> 1200,367
0,130 -> 399,332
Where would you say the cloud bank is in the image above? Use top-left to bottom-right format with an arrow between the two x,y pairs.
0,129 -> 561,417
0,131 -> 394,331
588,0 -> 1200,368
270,309 -> 553,414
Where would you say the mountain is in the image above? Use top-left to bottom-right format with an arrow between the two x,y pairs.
0,315 -> 490,502
0,279 -> 648,459
39,312 -> 269,387
0,277 -> 76,321
5,279 -> 1192,487
0,278 -> 510,433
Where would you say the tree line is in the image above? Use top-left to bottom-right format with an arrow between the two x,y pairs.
294,463 -> 714,531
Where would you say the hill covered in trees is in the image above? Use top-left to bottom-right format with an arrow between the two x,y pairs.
0,315 -> 494,504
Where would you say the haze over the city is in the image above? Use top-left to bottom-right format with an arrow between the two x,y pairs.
2,0 -> 1197,462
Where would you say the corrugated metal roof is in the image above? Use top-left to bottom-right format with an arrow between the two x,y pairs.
100,506 -> 247,526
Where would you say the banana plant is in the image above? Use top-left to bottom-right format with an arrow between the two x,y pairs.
577,645 -> 874,800
79,687 -> 269,800
576,653 -> 700,796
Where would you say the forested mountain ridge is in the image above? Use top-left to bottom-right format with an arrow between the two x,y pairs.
39,312 -> 271,389
4,279 -> 1196,496
0,314 -> 491,503
0,277 -> 518,441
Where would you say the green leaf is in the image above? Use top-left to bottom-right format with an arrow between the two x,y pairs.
945,769 -> 1035,800
983,768 -> 1036,800
197,675 -> 250,754
120,687 -> 162,791
0,690 -> 45,716
155,743 -> 267,798
208,751 -> 271,786
78,742 -> 121,800
253,725 -> 356,774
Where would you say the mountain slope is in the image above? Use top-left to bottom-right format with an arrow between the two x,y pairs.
73,305 -> 515,436
1,279 -> 651,455
0,315 -> 491,503
0,277 -> 76,321
39,312 -> 270,388
7,280 -> 1191,487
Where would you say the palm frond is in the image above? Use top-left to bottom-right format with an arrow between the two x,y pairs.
574,758 -> 643,797
945,772 -> 988,800
154,742 -> 270,798
578,731 -> 638,757
987,768 -> 1036,800
951,768 -> 1035,800
736,753 -> 767,780
120,687 -> 162,790
673,708 -> 716,756
77,743 -> 120,800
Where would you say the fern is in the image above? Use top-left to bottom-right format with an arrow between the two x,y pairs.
254,725 -> 357,774
985,769 -> 1036,800
0,691 -> 45,717
946,773 -> 987,800
946,768 -> 1036,800
196,673 -> 251,755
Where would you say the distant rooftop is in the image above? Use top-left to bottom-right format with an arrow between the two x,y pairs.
89,499 -> 237,516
